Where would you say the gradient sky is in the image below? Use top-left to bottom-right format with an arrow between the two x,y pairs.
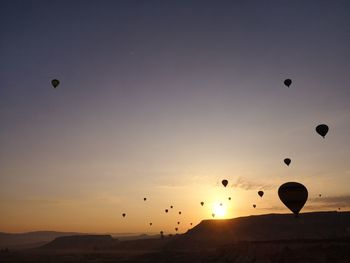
1,0 -> 350,234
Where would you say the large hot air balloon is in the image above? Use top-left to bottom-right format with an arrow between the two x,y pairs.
200,201 -> 204,206
122,213 -> 126,217
316,124 -> 329,138
284,158 -> 291,166
284,79 -> 292,87
278,182 -> 308,217
258,191 -> 264,197
222,179 -> 228,187
51,79 -> 60,88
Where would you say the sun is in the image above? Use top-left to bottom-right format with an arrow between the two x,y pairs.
213,203 -> 226,218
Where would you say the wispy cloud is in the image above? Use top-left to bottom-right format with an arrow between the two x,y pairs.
231,177 -> 276,190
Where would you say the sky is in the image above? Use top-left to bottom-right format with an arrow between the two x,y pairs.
1,0 -> 350,234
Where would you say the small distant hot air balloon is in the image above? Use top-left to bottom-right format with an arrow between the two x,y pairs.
51,79 -> 60,88
190,223 -> 193,225
160,231 -> 164,238
278,182 -> 308,217
228,197 -> 231,201
165,209 -> 168,213
258,191 -> 264,197
144,197 -> 147,201
149,222 -> 152,226
170,205 -> 173,209
200,201 -> 204,206
122,213 -> 126,217
284,158 -> 291,166
175,227 -> 178,232
178,211 -> 181,215
316,124 -> 329,138
212,213 -> 215,218
220,203 -> 223,206
177,221 -> 180,225
253,204 -> 256,208
222,179 -> 228,187
319,194 -> 322,197
284,78 -> 292,88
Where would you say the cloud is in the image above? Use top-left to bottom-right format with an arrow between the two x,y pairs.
307,195 -> 350,208
231,177 -> 276,190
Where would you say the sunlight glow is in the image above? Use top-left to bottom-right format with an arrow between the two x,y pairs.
213,203 -> 226,218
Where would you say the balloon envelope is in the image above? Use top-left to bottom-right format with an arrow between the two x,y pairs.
178,211 -> 181,215
253,204 -> 256,208
122,213 -> 126,217
200,202 -> 204,206
278,182 -> 308,216
222,179 -> 228,187
258,191 -> 264,197
51,79 -> 60,88
228,197 -> 231,200
165,209 -> 168,213
284,158 -> 291,166
284,79 -> 292,87
144,197 -> 147,201
316,124 -> 329,138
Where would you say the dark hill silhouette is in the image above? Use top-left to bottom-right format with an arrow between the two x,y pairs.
41,235 -> 115,250
169,211 -> 350,249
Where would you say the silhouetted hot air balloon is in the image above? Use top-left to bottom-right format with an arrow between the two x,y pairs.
190,223 -> 193,225
316,124 -> 329,138
220,203 -> 223,206
51,79 -> 60,88
319,194 -> 322,197
278,182 -> 308,217
228,197 -> 231,201
122,213 -> 126,217
284,158 -> 291,166
284,79 -> 292,87
165,209 -> 168,213
178,211 -> 181,215
144,197 -> 147,201
253,204 -> 256,208
177,221 -> 180,225
149,222 -> 152,226
222,179 -> 228,187
212,213 -> 215,218
170,205 -> 173,209
200,201 -> 204,206
175,227 -> 178,232
160,231 -> 164,238
258,191 -> 264,197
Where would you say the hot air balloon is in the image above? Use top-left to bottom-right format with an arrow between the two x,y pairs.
258,191 -> 264,197
222,179 -> 228,187
165,209 -> 168,213
170,205 -> 173,209
284,79 -> 292,87
178,211 -> 181,215
200,202 -> 204,206
160,231 -> 164,238
220,203 -> 223,206
278,182 -> 308,217
144,197 -> 147,201
149,222 -> 152,226
228,197 -> 231,201
122,213 -> 126,217
212,213 -> 215,218
316,124 -> 329,138
175,227 -> 178,232
177,221 -> 180,225
190,223 -> 193,225
319,194 -> 322,197
51,79 -> 60,88
284,158 -> 291,166
253,204 -> 256,208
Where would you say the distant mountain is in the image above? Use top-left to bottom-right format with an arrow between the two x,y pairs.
170,211 -> 350,248
41,235 -> 115,250
0,231 -> 83,248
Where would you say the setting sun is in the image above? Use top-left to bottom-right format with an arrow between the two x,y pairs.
213,203 -> 227,218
